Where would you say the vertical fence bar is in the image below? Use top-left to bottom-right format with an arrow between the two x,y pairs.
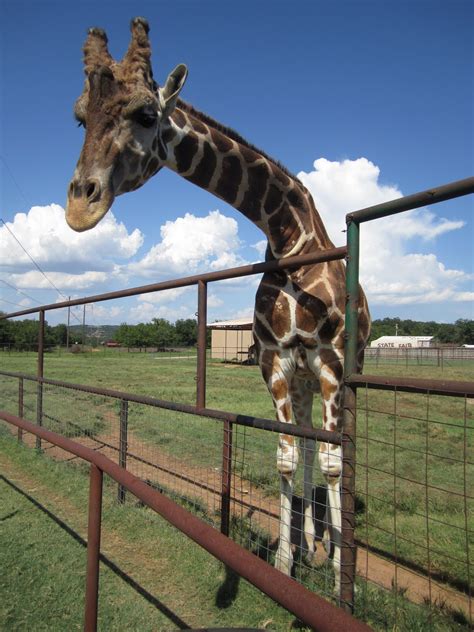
196,280 -> 207,409
84,464 -> 103,632
220,420 -> 233,536
36,310 -> 45,450
17,377 -> 24,442
341,216 -> 360,612
118,399 -> 129,503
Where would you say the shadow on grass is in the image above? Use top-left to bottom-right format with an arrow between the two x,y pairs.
0,474 -> 190,630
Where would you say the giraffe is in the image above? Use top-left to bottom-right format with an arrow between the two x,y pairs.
66,18 -> 370,594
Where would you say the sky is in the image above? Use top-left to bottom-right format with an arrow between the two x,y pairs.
1,0 -> 473,330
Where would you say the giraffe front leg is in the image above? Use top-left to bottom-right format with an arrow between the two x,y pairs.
317,359 -> 345,598
319,442 -> 342,596
302,435 -> 316,564
275,433 -> 298,575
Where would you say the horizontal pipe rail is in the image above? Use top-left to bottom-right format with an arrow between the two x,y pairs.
0,410 -> 372,632
346,373 -> 474,397
0,370 -> 341,444
347,176 -> 474,224
0,247 -> 347,320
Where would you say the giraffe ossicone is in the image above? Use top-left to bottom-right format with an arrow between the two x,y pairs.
66,17 -> 371,596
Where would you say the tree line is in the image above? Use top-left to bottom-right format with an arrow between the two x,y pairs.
0,313 -> 472,350
369,318 -> 473,345
0,315 -> 200,350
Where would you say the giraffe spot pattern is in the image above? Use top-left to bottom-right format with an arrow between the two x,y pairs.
210,128 -> 233,153
239,162 -> 269,222
187,141 -> 217,189
215,154 -> 242,203
174,132 -> 199,173
172,109 -> 186,129
264,184 -> 284,215
267,208 -> 301,255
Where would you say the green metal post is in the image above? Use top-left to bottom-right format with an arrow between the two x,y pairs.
340,217 -> 360,611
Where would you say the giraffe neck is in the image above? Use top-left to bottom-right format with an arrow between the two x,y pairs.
161,105 -> 333,258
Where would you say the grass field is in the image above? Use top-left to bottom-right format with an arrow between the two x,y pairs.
1,348 -> 472,630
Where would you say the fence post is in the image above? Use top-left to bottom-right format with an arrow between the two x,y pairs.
196,280 -> 207,409
341,215 -> 360,612
84,464 -> 103,632
220,420 -> 233,536
18,377 -> 24,442
118,399 -> 129,503
36,310 -> 45,451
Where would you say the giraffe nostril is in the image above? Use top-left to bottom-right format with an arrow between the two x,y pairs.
68,180 -> 82,199
85,179 -> 101,203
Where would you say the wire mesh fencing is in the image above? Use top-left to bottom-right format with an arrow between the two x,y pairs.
353,383 -> 472,628
1,369 -> 472,630
364,347 -> 474,369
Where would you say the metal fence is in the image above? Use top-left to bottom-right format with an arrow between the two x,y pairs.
364,347 -> 474,368
0,409 -> 371,632
1,176 -> 473,630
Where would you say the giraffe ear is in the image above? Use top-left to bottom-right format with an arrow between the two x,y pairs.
159,64 -> 188,118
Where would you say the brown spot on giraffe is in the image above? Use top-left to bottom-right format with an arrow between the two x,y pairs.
187,141 -> 217,189
215,154 -> 242,203
210,127 -> 233,153
174,132 -> 199,173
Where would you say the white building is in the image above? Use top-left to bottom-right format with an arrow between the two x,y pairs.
370,336 -> 434,349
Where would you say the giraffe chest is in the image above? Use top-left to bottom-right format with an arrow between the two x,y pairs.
254,272 -> 344,349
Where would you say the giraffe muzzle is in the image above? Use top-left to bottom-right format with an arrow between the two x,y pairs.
66,177 -> 114,232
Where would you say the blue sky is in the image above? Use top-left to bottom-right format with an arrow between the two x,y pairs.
1,0 -> 473,329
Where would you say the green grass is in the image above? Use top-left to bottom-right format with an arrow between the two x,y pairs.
1,427 -> 469,631
1,350 -> 473,629
0,427 -> 307,631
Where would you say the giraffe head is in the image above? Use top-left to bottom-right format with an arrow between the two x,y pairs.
66,17 -> 187,232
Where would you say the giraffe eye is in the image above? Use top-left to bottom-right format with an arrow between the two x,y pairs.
74,113 -> 86,129
132,106 -> 158,128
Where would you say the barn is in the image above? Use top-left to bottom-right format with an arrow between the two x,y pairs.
208,318 -> 254,362
370,335 -> 434,348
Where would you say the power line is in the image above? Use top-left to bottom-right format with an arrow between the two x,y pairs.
0,278 -> 44,305
1,156 -> 87,327
0,217 -> 70,302
0,154 -> 31,209
0,297 -> 29,309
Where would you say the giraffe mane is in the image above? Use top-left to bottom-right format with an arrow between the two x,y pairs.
176,98 -> 300,183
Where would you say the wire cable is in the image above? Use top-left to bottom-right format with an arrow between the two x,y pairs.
0,218 -> 70,302
0,278 -> 44,305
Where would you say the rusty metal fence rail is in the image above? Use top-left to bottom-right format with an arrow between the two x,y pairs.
0,409 -> 372,632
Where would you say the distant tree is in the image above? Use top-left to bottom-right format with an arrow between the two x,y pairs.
0,312 -> 13,346
369,318 -> 473,345
115,323 -> 137,347
149,318 -> 176,348
175,319 -> 197,346
454,319 -> 474,345
51,324 -> 68,346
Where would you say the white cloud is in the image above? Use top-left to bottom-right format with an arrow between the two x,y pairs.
129,210 -> 243,277
128,301 -> 192,323
0,204 -> 143,272
87,304 -> 123,322
10,270 -> 109,290
252,239 -> 267,259
208,292 -> 223,308
136,287 -> 191,304
298,158 -> 470,307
